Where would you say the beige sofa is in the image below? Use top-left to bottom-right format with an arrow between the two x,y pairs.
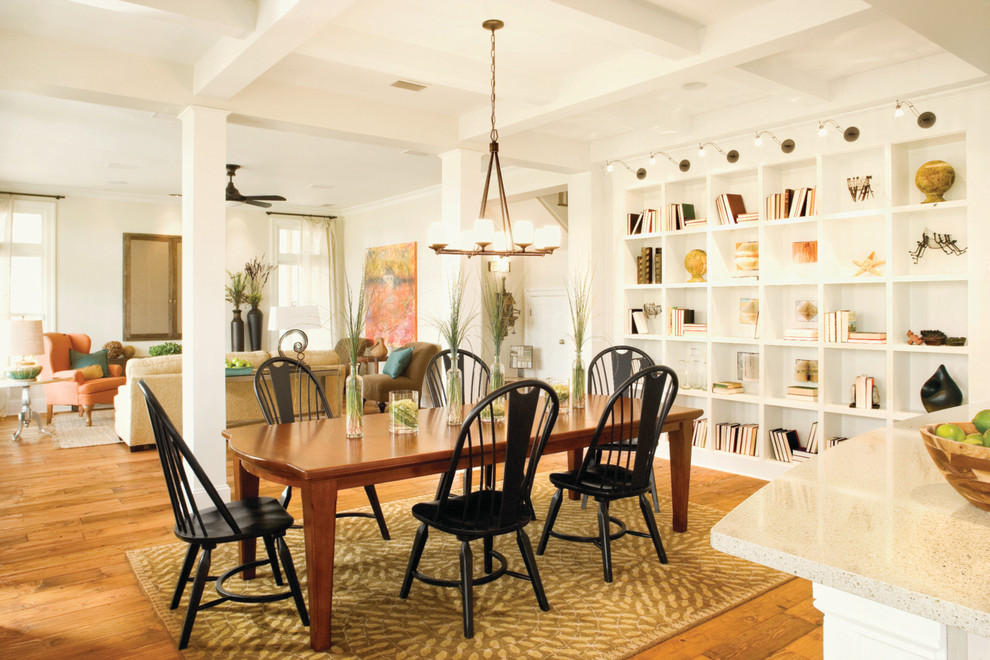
114,350 -> 342,449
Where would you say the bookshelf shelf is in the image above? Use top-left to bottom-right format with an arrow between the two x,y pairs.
612,126 -> 976,478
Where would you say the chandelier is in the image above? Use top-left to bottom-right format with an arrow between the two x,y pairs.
428,20 -> 560,258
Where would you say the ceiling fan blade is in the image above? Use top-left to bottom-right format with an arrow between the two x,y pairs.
244,195 -> 286,201
245,199 -> 273,208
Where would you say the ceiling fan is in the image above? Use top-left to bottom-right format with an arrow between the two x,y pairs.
225,164 -> 286,208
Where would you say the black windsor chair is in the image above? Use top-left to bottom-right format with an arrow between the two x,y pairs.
585,345 -> 661,512
424,349 -> 491,409
254,356 -> 389,540
399,380 -> 560,638
138,379 -> 308,650
537,365 -> 678,583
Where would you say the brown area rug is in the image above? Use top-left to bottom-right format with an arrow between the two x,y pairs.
52,409 -> 121,448
128,481 -> 786,658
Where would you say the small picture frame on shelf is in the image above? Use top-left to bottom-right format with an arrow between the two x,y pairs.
736,352 -> 759,382
794,359 -> 819,383
792,241 -> 818,264
739,298 -> 759,325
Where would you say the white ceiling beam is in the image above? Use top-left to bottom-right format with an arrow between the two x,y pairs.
193,0 -> 359,99
114,0 -> 256,37
295,25 -> 556,105
863,0 -> 990,74
726,58 -> 831,103
461,0 -> 873,140
545,0 -> 700,59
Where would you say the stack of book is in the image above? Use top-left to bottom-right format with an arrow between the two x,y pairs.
682,323 -> 708,336
714,193 -> 747,225
736,211 -> 759,223
627,209 -> 659,235
847,331 -> 886,344
783,328 -> 818,341
714,422 -> 759,455
852,374 -> 877,409
668,307 -> 694,336
770,424 -> 818,462
663,203 -> 695,231
691,418 -> 708,449
786,385 -> 818,402
765,186 -> 817,220
828,436 -> 848,448
823,310 -> 857,342
712,381 -> 744,395
683,217 -> 707,228
636,246 -> 658,284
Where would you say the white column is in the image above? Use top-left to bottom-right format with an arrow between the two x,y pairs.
439,149 -> 485,351
178,105 -> 229,501
565,171 -> 608,361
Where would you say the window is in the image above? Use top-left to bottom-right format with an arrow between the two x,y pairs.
2,198 -> 56,327
271,215 -> 337,348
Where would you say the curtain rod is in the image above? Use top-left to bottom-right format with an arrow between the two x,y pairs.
0,191 -> 65,200
266,211 -> 337,220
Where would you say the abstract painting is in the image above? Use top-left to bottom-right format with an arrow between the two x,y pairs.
792,241 -> 818,264
364,242 -> 417,347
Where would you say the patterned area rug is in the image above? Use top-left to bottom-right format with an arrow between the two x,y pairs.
128,482 -> 787,659
52,409 -> 121,448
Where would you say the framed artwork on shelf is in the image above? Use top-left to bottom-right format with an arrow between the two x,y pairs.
792,241 -> 818,264
739,298 -> 759,325
737,352 -> 759,382
794,359 -> 819,383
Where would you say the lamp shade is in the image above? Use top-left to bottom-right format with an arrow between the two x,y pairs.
10,319 -> 43,357
267,305 -> 321,331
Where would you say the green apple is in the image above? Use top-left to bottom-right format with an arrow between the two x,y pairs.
935,423 -> 965,442
972,409 -> 990,434
982,429 -> 990,448
963,433 -> 984,445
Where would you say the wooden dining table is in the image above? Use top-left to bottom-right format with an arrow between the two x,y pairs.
224,396 -> 702,651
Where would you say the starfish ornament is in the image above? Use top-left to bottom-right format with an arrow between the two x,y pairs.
852,251 -> 885,276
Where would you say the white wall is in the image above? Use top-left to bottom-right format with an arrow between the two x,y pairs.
55,195 -> 270,354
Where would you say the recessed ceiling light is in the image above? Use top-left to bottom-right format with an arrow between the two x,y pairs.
391,80 -> 428,92
681,81 -> 707,91
308,183 -> 334,189
106,162 -> 137,170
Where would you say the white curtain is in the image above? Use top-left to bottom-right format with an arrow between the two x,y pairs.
0,195 -> 13,413
295,216 -> 343,347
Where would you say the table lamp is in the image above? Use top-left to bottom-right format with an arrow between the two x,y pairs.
267,305 -> 321,362
8,319 -> 44,379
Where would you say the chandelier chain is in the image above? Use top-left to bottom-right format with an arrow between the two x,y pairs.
490,26 -> 498,143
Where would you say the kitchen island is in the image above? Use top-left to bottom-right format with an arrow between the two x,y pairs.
711,402 -> 990,659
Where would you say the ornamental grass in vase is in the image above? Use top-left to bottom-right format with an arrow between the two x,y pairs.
434,267 -> 475,426
343,276 -> 367,438
480,270 -> 511,421
566,263 -> 593,409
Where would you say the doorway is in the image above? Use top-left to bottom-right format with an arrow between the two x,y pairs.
524,289 -> 571,380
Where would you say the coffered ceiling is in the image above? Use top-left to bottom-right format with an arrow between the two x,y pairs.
0,0 -> 986,210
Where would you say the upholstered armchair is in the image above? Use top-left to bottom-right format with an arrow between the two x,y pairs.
333,337 -> 372,377
362,342 -> 439,412
38,333 -> 126,426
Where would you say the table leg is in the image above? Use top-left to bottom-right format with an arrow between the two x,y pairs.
566,448 -> 582,501
302,479 -> 338,652
667,420 -> 693,533
233,456 -> 260,579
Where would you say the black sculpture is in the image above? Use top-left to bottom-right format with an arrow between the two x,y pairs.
920,364 -> 963,412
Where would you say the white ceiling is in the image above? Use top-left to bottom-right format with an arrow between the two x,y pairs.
0,0 -> 987,211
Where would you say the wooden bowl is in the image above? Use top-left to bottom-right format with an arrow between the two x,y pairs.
920,423 -> 990,511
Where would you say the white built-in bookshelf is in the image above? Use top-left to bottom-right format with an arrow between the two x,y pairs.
615,130 -> 974,480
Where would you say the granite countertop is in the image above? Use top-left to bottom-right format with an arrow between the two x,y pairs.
710,401 -> 990,638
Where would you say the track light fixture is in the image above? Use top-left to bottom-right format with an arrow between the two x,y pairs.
753,130 -> 796,153
605,159 -> 647,179
649,151 -> 691,172
818,119 -> 859,142
894,99 -> 936,128
697,141 -> 739,163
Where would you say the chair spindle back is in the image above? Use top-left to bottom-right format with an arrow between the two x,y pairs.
254,357 -> 333,424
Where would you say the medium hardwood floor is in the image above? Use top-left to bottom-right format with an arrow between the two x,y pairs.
0,412 -> 822,659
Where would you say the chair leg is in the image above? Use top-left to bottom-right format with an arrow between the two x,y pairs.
536,488 -> 563,555
649,471 -> 660,513
170,544 -> 199,609
364,485 -> 390,540
483,535 -> 494,574
46,405 -> 54,425
262,536 -> 284,585
280,485 -> 292,510
83,405 -> 94,426
516,529 -> 550,611
399,523 -> 429,599
378,401 -> 386,413
276,535 -> 309,626
581,493 -> 589,509
597,501 -> 613,583
638,493 -> 668,564
178,546 -> 212,650
459,540 -> 474,639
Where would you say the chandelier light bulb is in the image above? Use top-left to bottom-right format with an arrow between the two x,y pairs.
473,218 -> 494,248
427,222 -> 449,249
514,220 -> 534,248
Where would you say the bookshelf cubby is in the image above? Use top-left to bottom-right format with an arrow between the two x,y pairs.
614,130 -> 974,480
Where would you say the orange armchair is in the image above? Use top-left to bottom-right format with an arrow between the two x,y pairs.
38,333 -> 126,426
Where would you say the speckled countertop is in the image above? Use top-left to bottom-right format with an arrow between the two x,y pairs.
710,402 -> 990,638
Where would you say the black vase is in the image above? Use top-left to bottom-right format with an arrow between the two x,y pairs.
920,363 -> 963,412
231,309 -> 245,352
246,305 -> 263,352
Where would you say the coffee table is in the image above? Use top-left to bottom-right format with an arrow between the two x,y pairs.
225,396 -> 702,651
1,377 -> 64,441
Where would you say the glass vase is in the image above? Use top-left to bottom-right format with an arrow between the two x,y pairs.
389,390 -> 418,434
345,370 -> 363,438
446,365 -> 463,426
482,359 -> 506,422
688,347 -> 706,391
571,355 -> 587,410
549,377 -> 570,414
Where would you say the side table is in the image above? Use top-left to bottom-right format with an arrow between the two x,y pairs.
356,355 -> 385,375
1,378 -> 62,441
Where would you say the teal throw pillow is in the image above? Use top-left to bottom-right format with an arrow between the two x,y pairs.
382,346 -> 414,379
70,348 -> 109,378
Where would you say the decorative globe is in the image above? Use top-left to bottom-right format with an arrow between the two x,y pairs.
915,160 -> 955,204
683,249 -> 707,283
